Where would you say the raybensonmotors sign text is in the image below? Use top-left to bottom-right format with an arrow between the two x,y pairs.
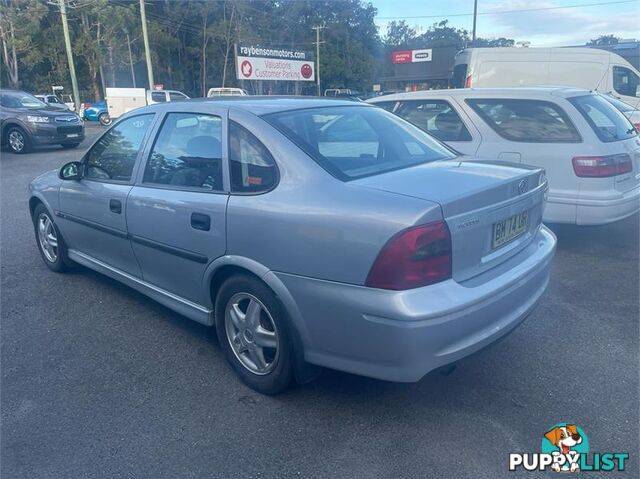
236,56 -> 315,82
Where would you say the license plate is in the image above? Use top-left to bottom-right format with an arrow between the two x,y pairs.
66,133 -> 79,138
492,211 -> 528,249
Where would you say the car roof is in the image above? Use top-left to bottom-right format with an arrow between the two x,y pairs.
368,87 -> 594,103
132,96 -> 369,116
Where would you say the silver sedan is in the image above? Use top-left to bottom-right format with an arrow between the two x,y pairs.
29,98 -> 556,394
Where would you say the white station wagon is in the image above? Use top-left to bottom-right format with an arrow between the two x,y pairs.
369,88 -> 640,225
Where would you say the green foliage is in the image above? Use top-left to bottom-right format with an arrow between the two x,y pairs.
587,34 -> 620,46
1,0 -> 382,99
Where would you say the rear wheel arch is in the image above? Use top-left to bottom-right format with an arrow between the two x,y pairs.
207,260 -> 319,384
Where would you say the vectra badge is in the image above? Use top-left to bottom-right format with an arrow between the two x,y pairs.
518,179 -> 528,195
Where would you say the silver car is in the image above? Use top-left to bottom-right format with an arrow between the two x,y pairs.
29,98 -> 556,394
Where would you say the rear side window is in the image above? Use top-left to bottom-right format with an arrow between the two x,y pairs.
569,94 -> 637,143
143,113 -> 223,190
264,105 -> 455,180
395,100 -> 472,142
373,101 -> 397,112
229,122 -> 278,193
613,66 -> 640,98
466,99 -> 581,143
151,91 -> 166,103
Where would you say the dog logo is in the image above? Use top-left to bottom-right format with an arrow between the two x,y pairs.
542,424 -> 587,473
509,423 -> 629,473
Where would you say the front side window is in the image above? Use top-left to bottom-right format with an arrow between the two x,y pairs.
613,66 -> 640,98
143,113 -> 223,190
569,94 -> 637,142
395,100 -> 472,142
265,105 -> 455,180
466,99 -> 581,143
229,122 -> 278,193
84,114 -> 154,182
169,91 -> 188,101
151,91 -> 166,103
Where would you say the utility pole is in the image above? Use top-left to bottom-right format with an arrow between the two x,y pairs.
139,0 -> 154,89
471,0 -> 478,46
126,33 -> 137,87
58,0 -> 80,113
312,25 -> 324,96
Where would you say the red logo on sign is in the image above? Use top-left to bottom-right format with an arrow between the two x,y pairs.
240,60 -> 252,77
392,50 -> 412,64
300,63 -> 313,79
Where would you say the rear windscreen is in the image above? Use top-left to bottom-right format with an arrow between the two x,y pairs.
451,64 -> 468,89
569,94 -> 637,143
264,105 -> 456,180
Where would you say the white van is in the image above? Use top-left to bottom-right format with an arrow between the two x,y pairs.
452,48 -> 640,108
106,88 -> 190,119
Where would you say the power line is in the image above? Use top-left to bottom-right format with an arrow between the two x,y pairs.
376,0 -> 637,20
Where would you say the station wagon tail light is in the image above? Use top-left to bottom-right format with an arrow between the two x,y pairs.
572,154 -> 632,177
634,123 -> 640,133
365,221 -> 452,290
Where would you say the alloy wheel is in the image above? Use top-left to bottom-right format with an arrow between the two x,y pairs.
8,130 -> 25,152
37,213 -> 58,262
224,292 -> 279,375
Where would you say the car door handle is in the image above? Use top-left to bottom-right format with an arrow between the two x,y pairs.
109,199 -> 122,214
191,212 -> 210,231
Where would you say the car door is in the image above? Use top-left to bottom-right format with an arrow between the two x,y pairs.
126,108 -> 229,306
57,113 -> 156,276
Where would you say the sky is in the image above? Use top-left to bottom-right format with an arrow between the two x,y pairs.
370,0 -> 640,47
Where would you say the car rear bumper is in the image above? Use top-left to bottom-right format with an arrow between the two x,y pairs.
275,225 -> 556,382
545,185 -> 639,225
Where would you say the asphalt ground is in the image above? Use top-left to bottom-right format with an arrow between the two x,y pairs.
1,122 -> 638,478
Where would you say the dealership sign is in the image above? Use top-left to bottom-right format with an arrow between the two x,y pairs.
236,44 -> 315,81
392,48 -> 432,64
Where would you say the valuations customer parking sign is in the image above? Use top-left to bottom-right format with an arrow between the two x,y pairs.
236,44 -> 315,82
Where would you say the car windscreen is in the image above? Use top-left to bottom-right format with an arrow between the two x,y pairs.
569,94 -> 637,142
0,91 -> 47,109
263,105 -> 456,180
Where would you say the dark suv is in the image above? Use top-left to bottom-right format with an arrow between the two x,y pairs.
1,89 -> 85,153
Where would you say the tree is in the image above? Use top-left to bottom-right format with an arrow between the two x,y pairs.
383,20 -> 416,48
587,34 -> 620,46
474,37 -> 515,48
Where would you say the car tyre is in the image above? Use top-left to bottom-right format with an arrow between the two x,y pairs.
6,126 -> 31,154
60,142 -> 80,149
215,274 -> 294,394
98,112 -> 112,126
33,204 -> 73,272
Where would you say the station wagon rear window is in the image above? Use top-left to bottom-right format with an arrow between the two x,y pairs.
466,99 -> 581,143
568,94 -> 637,143
264,106 -> 456,180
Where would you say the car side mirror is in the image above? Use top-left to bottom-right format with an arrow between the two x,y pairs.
59,161 -> 83,180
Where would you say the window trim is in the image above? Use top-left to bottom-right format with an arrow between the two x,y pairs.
228,120 -> 280,196
465,98 -> 583,144
81,113 -> 156,186
139,111 -> 226,193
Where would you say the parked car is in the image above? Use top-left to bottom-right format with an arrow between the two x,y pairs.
80,100 -> 111,126
29,98 -> 555,394
207,87 -> 248,97
1,89 -> 85,153
34,94 -> 72,111
104,88 -> 190,121
603,94 -> 640,132
369,87 -> 640,225
452,47 -> 640,108
146,89 -> 190,104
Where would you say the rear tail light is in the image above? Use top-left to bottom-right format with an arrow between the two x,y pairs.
633,123 -> 640,133
464,74 -> 472,88
365,221 -> 452,290
572,154 -> 633,177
